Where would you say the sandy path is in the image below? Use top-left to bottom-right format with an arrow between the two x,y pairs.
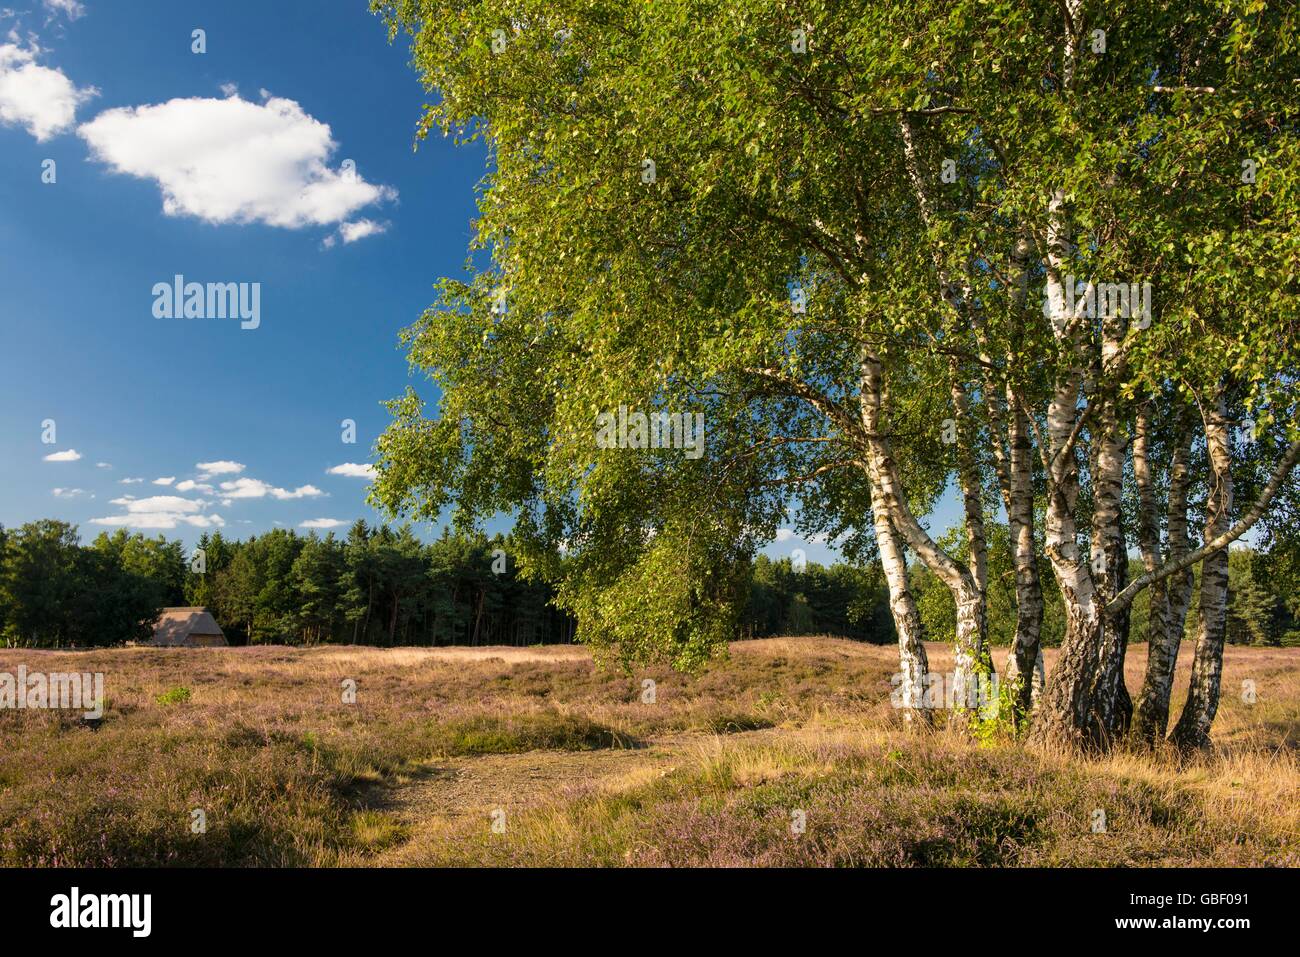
356,728 -> 808,865
357,741 -> 681,865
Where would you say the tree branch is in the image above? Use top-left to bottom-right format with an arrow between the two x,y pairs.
1109,437 -> 1300,611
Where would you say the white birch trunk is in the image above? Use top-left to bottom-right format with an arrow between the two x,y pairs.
856,355 -> 931,724
1031,175 -> 1105,748
860,351 -> 989,717
872,493 -> 932,724
996,238 -> 1046,721
1132,406 -> 1195,744
1087,315 -> 1133,743
1171,393 -> 1234,750
1001,396 -> 1047,719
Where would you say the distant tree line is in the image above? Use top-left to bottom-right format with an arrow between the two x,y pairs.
744,554 -> 894,642
2,518 -> 1294,651
0,519 -> 904,648
0,520 -> 177,648
0,520 -> 572,648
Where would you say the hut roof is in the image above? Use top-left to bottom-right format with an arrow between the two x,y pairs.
152,607 -> 226,646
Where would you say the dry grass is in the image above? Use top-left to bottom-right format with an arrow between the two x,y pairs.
0,638 -> 1294,866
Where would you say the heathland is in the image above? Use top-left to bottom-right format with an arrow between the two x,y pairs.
2,637 -> 1294,867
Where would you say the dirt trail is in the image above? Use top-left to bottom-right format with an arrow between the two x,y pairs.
359,729 -> 800,866
358,742 -> 671,865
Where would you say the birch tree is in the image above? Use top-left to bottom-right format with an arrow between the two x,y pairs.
370,0 -> 1300,748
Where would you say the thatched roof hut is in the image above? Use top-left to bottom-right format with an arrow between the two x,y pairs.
151,607 -> 228,647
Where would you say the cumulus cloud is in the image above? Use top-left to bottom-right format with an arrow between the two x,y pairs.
91,494 -> 224,530
174,479 -> 215,493
195,460 -> 244,479
152,476 -> 174,486
78,91 -> 396,232
300,518 -> 347,529
219,477 -> 324,500
119,477 -> 143,484
324,218 -> 387,248
271,484 -> 323,500
774,528 -> 797,543
217,478 -> 274,500
109,495 -> 201,513
51,487 -> 89,498
326,462 -> 376,479
43,448 -> 80,461
0,38 -> 96,140
339,219 -> 385,243
95,461 -> 111,469
91,512 -> 226,530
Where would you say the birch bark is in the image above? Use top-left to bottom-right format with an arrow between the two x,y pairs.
1171,393 -> 1234,750
1131,407 -> 1195,744
872,486 -> 932,724
1088,316 -> 1133,743
858,361 -> 931,724
1002,395 -> 1046,718
994,237 -> 1046,720
1029,1 -> 1107,748
892,118 -> 991,713
1030,184 -> 1105,748
861,350 -> 989,715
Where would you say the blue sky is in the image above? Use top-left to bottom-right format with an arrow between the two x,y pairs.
0,0 -> 957,565
0,0 -> 485,546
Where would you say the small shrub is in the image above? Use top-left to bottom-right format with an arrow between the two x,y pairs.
155,686 -> 192,706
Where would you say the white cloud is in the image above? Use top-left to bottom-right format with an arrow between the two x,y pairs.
119,476 -> 143,484
95,461 -> 111,469
0,38 -> 96,140
78,91 -> 396,231
774,528 -> 797,543
219,477 -> 324,500
300,518 -> 347,529
92,511 -> 226,530
326,462 -> 376,479
195,460 -> 244,479
110,495 -> 201,513
339,219 -> 385,243
174,479 -> 215,493
91,494 -> 223,530
218,478 -> 273,499
43,448 -> 80,461
152,476 -> 175,486
273,484 -> 323,500
51,487 -> 88,498
43,0 -> 86,22
330,218 -> 387,246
